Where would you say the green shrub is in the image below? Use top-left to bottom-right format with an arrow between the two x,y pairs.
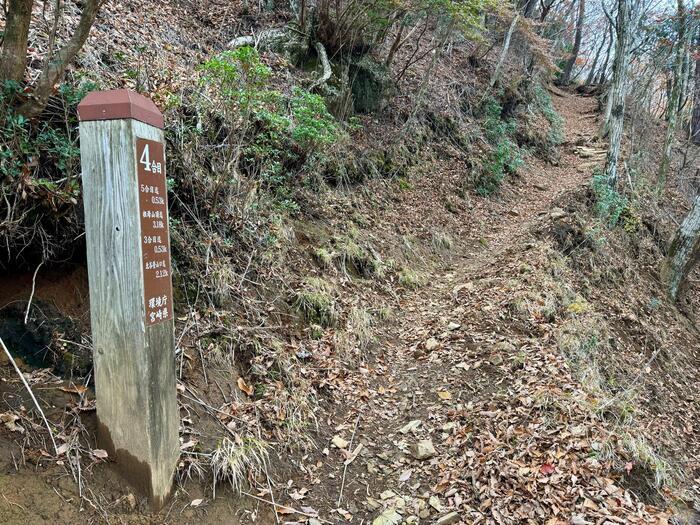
398,268 -> 425,289
198,47 -> 342,203
292,277 -> 338,327
200,46 -> 272,108
532,83 -> 564,147
474,96 -> 523,196
290,88 -> 339,150
591,171 -> 628,227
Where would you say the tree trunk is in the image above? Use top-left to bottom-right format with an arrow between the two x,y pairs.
17,0 -> 102,118
490,13 -> 520,89
597,20 -> 615,84
657,0 -> 687,193
0,0 -> 34,85
385,13 -> 407,68
664,194 -> 700,302
586,26 -> 607,85
691,36 -> 700,145
560,0 -> 586,86
518,0 -> 537,18
602,0 -> 631,187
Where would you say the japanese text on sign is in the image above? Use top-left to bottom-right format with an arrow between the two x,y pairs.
137,138 -> 173,326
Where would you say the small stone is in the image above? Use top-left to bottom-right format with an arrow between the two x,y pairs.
425,338 -> 439,351
399,420 -> 422,434
410,439 -> 436,460
380,490 -> 398,500
419,508 -> 431,519
550,207 -> 567,220
332,435 -> 349,449
435,511 -> 461,525
428,495 -> 442,511
447,322 -> 460,331
309,519 -> 322,525
494,341 -> 516,352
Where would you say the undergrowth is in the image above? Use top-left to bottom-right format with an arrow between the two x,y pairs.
474,96 -> 523,196
591,170 -> 639,232
0,79 -> 95,267
532,83 -> 564,148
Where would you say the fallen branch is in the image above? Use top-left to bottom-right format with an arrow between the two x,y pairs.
0,336 -> 59,455
24,260 -> 43,325
337,411 -> 361,506
228,28 -> 287,49
241,490 -> 333,523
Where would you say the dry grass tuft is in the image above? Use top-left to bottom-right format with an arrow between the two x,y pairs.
292,277 -> 338,327
211,436 -> 270,496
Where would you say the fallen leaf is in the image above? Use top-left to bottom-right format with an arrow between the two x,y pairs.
539,462 -> 555,475
92,449 -> 108,459
0,412 -> 24,434
59,384 -> 87,395
438,390 -> 452,400
399,420 -> 422,434
336,508 -> 352,520
372,508 -> 401,525
237,377 -> 254,396
343,444 -> 363,465
290,487 -> 308,500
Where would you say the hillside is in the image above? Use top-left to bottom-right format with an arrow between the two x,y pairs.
1,1 -> 700,524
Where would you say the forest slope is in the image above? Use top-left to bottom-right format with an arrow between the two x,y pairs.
1,1 -> 700,524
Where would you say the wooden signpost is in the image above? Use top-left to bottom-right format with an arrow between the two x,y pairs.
78,90 -> 178,508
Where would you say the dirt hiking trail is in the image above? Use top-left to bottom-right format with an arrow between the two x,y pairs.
287,93 -> 670,524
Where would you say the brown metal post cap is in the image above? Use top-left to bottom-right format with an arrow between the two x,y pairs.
78,89 -> 164,129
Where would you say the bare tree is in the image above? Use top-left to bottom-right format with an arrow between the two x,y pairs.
691,32 -> 700,145
490,12 -> 520,88
596,18 -> 615,83
664,193 -> 700,302
0,0 -> 104,118
559,0 -> 586,85
0,0 -> 34,84
657,0 -> 688,192
586,22 -> 608,84
601,0 -> 631,187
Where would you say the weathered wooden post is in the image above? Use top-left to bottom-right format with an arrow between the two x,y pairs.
78,90 -> 179,507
